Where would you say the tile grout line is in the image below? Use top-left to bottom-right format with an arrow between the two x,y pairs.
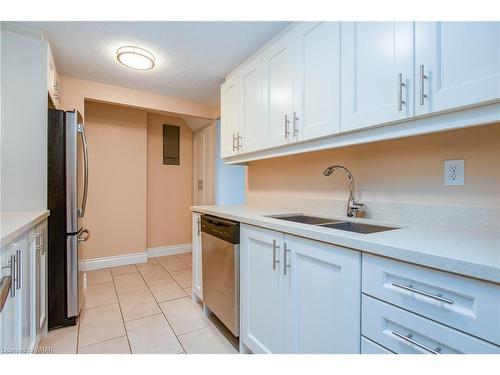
137,257 -> 188,354
110,266 -> 134,354
156,256 -> 192,292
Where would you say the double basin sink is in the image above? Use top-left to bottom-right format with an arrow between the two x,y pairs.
266,214 -> 398,234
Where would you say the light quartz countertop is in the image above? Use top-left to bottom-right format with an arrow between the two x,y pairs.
1,210 -> 50,247
191,205 -> 500,284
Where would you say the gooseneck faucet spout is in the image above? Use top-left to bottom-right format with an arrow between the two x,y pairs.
322,165 -> 365,218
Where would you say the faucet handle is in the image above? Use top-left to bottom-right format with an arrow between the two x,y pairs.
350,201 -> 366,218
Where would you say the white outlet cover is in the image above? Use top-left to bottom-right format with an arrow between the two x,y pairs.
444,159 -> 465,186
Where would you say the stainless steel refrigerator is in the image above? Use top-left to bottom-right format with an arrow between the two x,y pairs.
47,109 -> 90,329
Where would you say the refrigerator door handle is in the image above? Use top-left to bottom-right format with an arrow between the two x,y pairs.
77,122 -> 89,218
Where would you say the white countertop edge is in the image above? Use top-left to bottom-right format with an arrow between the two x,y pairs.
1,210 -> 50,247
191,206 -> 500,284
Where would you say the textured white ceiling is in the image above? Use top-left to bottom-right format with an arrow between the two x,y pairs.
21,21 -> 289,106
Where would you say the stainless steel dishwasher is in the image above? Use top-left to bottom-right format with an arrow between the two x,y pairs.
201,215 -> 240,337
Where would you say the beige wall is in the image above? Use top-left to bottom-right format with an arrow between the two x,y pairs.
83,101 -> 148,259
147,113 -> 193,249
247,124 -> 500,208
59,75 -> 219,120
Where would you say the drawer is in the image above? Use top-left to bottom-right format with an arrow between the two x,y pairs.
362,253 -> 500,344
362,294 -> 500,354
361,337 -> 393,354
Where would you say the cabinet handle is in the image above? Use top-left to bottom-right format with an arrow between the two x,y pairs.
391,282 -> 454,304
10,255 -> 15,297
391,330 -> 442,354
237,132 -> 243,150
232,133 -> 237,151
197,218 -> 201,236
293,112 -> 299,137
397,73 -> 406,111
16,250 -> 21,290
284,114 -> 290,139
0,276 -> 12,312
283,242 -> 290,276
272,240 -> 280,270
419,65 -> 428,106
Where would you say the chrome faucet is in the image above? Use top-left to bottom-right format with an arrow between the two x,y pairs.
323,165 -> 366,218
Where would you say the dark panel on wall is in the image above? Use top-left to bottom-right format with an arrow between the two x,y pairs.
163,124 -> 180,165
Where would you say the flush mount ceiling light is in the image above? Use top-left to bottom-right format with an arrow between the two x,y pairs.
116,46 -> 155,70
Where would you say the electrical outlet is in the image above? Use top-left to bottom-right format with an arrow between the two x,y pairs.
444,159 -> 464,186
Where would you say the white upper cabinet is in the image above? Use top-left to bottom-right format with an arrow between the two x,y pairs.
220,76 -> 240,157
239,57 -> 263,153
262,31 -> 294,148
220,22 -> 500,163
341,22 -> 414,132
415,22 -> 500,116
293,22 -> 341,141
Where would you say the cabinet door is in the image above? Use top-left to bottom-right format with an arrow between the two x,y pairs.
191,213 -> 203,299
240,225 -> 284,353
262,32 -> 294,148
415,22 -> 500,116
293,22 -> 341,141
0,246 -> 18,353
220,77 -> 240,157
19,232 -> 33,352
239,57 -> 263,153
283,234 -> 361,353
341,22 -> 414,132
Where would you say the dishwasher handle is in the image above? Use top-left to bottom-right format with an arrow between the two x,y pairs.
201,215 -> 240,244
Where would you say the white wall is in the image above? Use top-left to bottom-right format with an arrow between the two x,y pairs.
1,25 -> 48,211
214,119 -> 246,205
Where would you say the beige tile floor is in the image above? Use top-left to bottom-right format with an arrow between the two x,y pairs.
38,253 -> 238,354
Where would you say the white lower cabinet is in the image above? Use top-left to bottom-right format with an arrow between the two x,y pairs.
362,294 -> 500,354
191,213 -> 203,299
361,337 -> 394,354
240,224 -> 361,354
240,225 -> 284,353
0,219 -> 47,354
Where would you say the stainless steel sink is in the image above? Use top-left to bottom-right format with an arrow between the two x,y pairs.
266,214 -> 398,234
318,221 -> 398,234
265,214 -> 342,225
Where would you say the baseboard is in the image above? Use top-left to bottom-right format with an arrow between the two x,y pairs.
80,243 -> 192,271
147,243 -> 192,257
80,251 -> 148,271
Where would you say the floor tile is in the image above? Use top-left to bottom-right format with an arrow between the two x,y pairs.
170,269 -> 192,289
86,268 -> 112,285
78,336 -> 130,354
138,264 -> 172,282
38,325 -> 78,354
159,297 -> 208,335
157,255 -> 189,272
139,257 -> 159,266
78,304 -> 125,347
147,278 -> 188,302
83,282 -> 117,309
178,325 -> 238,354
111,264 -> 139,276
126,314 -> 183,354
184,288 -> 193,297
175,252 -> 192,267
114,273 -> 148,295
118,289 -> 161,322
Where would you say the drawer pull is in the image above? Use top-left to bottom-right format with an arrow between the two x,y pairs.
391,282 -> 454,304
391,330 -> 442,354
